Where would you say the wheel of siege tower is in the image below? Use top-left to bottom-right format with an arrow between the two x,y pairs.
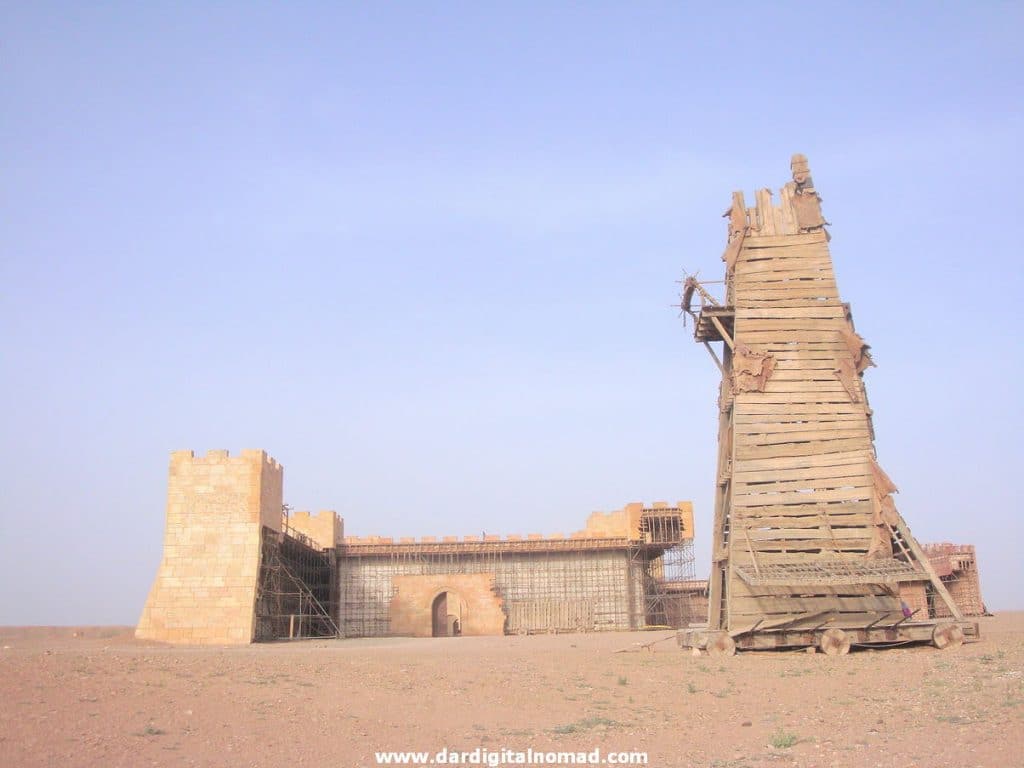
819,628 -> 851,656
932,623 -> 965,651
706,631 -> 736,657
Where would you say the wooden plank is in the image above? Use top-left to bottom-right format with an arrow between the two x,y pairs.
729,600 -> 895,616
744,527 -> 872,541
733,473 -> 872,494
735,437 -> 873,461
768,370 -> 853,382
730,449 -> 870,472
735,306 -> 848,319
733,393 -> 861,405
738,280 -> 838,294
753,344 -> 848,353
736,429 -> 871,448
756,188 -> 775,236
737,299 -> 845,309
735,259 -> 835,275
738,293 -> 839,307
760,386 -> 856,398
731,500 -> 874,518
779,182 -> 798,235
730,579 -> 895,600
745,344 -> 847,353
737,288 -> 840,301
740,331 -> 843,344
736,416 -> 867,429
732,513 -> 874,529
740,252 -> 832,266
744,353 -> 845,365
737,265 -> 835,278
736,275 -> 837,289
745,353 -> 847,364
730,580 -> 883,598
728,549 -> 875,566
730,319 -> 843,331
732,487 -> 872,507
737,293 -> 842,302
769,359 -> 850,371
761,378 -> 851,389
734,407 -> 867,421
741,246 -> 830,261
736,260 -> 834,275
734,461 -> 869,483
740,240 -> 830,253
734,420 -> 868,435
742,232 -> 827,248
735,416 -> 869,432
728,596 -> 899,615
733,475 -> 868,493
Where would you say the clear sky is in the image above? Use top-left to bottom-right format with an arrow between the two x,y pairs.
2,3 -> 1022,624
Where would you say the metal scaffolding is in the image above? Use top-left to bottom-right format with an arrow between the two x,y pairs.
338,511 -> 697,637
254,527 -> 339,641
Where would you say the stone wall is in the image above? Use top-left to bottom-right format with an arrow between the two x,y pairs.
577,501 -> 694,541
389,573 -> 505,636
340,549 -> 640,637
136,449 -> 283,645
286,510 -> 343,551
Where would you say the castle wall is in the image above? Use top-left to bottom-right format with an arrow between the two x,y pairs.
339,549 -> 642,637
136,449 -> 283,645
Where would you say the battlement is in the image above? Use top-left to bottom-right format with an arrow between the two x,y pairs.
340,501 -> 694,549
170,448 -> 283,473
285,510 -> 343,551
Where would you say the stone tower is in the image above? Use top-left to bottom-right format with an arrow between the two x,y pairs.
136,449 -> 283,644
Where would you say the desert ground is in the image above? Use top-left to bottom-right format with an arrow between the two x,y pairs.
1,614 -> 1021,768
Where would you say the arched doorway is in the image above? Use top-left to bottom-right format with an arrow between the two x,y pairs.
432,592 -> 448,637
431,591 -> 463,637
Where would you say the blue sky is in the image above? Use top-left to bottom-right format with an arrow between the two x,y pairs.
2,3 -> 1022,623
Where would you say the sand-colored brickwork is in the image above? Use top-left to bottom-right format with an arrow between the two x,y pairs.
136,449 -> 283,645
389,573 -> 505,636
899,582 -> 929,617
286,510 -> 343,551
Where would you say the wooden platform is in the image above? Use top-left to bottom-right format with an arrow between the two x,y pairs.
732,558 -> 921,587
678,620 -> 980,654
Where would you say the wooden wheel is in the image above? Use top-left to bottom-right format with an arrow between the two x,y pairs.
819,628 -> 851,656
932,623 -> 964,650
706,632 -> 736,657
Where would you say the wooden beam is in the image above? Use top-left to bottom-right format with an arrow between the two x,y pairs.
892,513 -> 964,621
702,340 -> 726,375
710,315 -> 735,350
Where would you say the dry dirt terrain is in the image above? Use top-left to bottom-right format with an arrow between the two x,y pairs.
1,614 -> 1022,768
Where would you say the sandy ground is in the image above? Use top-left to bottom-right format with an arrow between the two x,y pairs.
1,614 -> 1022,768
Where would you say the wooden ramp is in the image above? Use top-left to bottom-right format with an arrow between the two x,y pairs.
680,155 -> 973,652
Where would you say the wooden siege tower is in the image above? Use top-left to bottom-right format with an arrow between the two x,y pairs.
679,155 -> 977,654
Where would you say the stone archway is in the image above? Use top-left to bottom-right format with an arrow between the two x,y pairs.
431,592 -> 448,637
389,575 -> 505,637
431,590 -> 465,637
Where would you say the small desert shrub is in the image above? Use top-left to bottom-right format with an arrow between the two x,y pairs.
770,728 -> 798,749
